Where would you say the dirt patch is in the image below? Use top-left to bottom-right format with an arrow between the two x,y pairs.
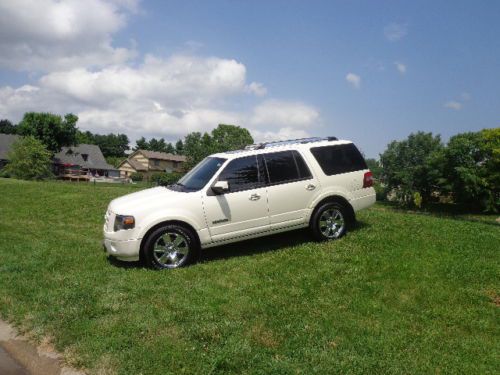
249,323 -> 280,349
486,291 -> 500,307
0,319 -> 85,375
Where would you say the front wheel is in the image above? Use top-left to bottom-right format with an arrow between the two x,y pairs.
310,202 -> 349,241
143,224 -> 199,269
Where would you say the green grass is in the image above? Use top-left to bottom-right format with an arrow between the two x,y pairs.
0,178 -> 498,374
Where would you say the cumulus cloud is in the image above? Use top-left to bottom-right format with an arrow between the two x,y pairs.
246,81 -> 267,96
251,127 -> 311,143
384,23 -> 408,42
444,101 -> 462,110
345,73 -> 361,89
395,62 -> 407,74
0,0 -> 138,71
250,100 -> 319,128
0,0 -> 320,144
0,53 -> 318,143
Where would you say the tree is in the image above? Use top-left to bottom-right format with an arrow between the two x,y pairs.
76,130 -> 129,157
175,140 -> 184,155
148,138 -> 167,152
165,142 -> 175,154
183,124 -> 254,169
5,136 -> 53,180
211,124 -> 253,153
0,119 -> 17,134
17,112 -> 77,153
436,129 -> 499,211
380,132 -> 443,204
134,137 -> 149,151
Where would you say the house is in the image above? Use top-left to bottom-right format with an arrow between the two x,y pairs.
118,150 -> 186,178
0,134 -> 20,169
54,144 -> 119,181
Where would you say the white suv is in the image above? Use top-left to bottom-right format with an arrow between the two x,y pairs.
103,137 -> 375,269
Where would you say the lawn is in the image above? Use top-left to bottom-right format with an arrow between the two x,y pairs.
0,178 -> 498,374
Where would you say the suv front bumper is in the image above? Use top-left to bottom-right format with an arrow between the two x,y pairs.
103,238 -> 141,262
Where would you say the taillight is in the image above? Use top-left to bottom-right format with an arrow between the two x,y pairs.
363,171 -> 373,188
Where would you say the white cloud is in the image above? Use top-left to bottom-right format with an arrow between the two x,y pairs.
251,127 -> 311,143
0,53 -> 319,143
345,73 -> 361,89
395,62 -> 407,74
0,0 -> 138,71
246,81 -> 267,96
384,23 -> 408,42
249,100 -> 319,128
39,54 -> 251,107
444,101 -> 462,110
0,0 -> 319,145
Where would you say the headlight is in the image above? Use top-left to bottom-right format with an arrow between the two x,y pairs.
114,215 -> 135,231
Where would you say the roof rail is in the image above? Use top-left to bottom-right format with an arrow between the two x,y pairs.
244,136 -> 338,150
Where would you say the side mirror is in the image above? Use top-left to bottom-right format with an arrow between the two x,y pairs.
211,180 -> 229,195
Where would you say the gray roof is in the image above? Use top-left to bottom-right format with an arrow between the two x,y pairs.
0,134 -> 20,160
54,144 -> 117,171
137,150 -> 187,162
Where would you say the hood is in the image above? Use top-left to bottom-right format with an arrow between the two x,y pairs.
108,187 -> 189,215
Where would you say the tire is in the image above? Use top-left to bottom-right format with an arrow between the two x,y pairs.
310,202 -> 350,241
143,224 -> 199,269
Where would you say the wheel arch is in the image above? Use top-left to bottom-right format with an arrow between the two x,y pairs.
139,220 -> 200,263
309,195 -> 355,227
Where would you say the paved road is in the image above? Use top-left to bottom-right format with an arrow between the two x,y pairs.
0,346 -> 29,375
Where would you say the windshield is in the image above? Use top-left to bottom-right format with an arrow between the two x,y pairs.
169,157 -> 226,192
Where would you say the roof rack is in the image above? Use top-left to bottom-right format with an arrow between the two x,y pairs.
244,136 -> 338,151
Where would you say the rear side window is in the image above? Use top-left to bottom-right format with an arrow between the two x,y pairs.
310,144 -> 367,175
264,150 -> 312,184
218,156 -> 259,192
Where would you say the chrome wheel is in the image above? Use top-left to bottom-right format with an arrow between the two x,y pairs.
319,208 -> 345,239
153,232 -> 189,268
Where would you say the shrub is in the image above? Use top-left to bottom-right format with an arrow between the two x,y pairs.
151,172 -> 183,186
5,136 -> 53,180
130,172 -> 144,182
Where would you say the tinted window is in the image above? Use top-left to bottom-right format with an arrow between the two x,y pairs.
293,151 -> 312,179
218,156 -> 259,192
310,144 -> 367,175
264,150 -> 311,184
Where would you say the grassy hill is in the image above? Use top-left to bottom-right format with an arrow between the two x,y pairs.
0,178 -> 498,374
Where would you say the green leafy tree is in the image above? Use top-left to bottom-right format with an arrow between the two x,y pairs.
76,131 -> 129,157
183,124 -> 253,169
380,132 -> 443,204
175,139 -> 184,155
5,136 -> 53,180
165,142 -> 175,154
436,129 -> 499,211
0,119 -> 17,134
148,138 -> 167,152
134,137 -> 149,151
17,112 -> 77,153
211,124 -> 253,153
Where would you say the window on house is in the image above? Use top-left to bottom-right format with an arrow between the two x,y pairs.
82,154 -> 88,162
153,159 -> 160,166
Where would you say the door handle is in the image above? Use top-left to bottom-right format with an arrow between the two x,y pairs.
306,184 -> 316,191
249,193 -> 261,201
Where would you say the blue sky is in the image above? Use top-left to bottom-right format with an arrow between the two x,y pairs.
0,0 -> 498,157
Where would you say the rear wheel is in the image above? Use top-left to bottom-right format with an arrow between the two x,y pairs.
310,202 -> 349,241
143,224 -> 199,269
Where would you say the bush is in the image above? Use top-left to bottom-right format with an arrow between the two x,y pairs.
5,136 -> 53,180
0,168 -> 11,178
151,172 -> 183,186
130,172 -> 144,182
